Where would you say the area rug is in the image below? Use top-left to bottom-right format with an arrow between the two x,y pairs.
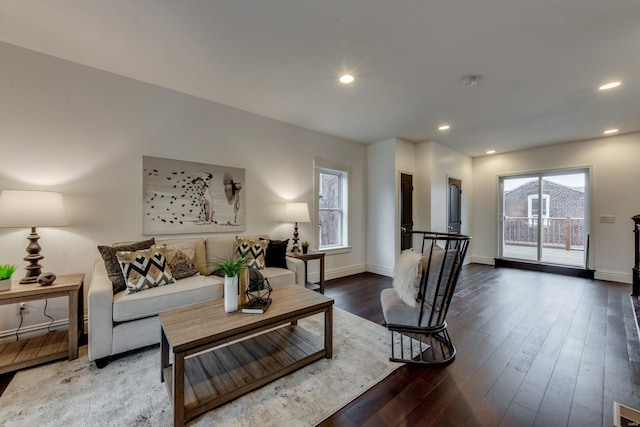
0,308 -> 405,426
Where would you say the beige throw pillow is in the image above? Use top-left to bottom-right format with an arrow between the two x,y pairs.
164,241 -> 198,280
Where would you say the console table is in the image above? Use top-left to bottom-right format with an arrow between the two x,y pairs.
0,273 -> 84,374
287,251 -> 325,293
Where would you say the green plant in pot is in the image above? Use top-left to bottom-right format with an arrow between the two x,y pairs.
301,241 -> 310,254
213,255 -> 247,313
0,264 -> 17,292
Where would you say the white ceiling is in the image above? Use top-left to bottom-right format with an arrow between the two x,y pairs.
1,0 -> 639,157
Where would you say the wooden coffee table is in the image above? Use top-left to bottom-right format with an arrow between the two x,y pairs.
159,284 -> 334,426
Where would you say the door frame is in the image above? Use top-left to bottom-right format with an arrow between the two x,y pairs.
497,167 -> 591,268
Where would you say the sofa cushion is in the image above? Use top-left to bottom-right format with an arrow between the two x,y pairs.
265,239 -> 289,269
116,245 -> 175,294
98,238 -> 156,294
260,267 -> 295,288
205,237 -> 237,275
235,236 -> 269,269
157,238 -> 208,275
112,274 -> 224,322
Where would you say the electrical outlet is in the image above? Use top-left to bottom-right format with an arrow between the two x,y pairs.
17,302 -> 28,315
600,215 -> 615,223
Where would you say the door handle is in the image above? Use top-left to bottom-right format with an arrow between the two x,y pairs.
448,226 -> 453,231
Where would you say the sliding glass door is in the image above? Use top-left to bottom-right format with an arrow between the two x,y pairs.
500,169 -> 589,267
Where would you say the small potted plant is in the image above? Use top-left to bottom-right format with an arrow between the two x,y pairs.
213,255 -> 247,312
0,264 -> 17,292
301,241 -> 310,254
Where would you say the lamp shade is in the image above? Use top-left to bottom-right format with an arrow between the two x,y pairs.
0,190 -> 68,228
282,202 -> 310,223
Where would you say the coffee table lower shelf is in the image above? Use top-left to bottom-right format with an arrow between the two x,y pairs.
163,324 -> 324,422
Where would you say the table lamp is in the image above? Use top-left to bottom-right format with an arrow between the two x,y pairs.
0,190 -> 68,284
282,202 -> 310,254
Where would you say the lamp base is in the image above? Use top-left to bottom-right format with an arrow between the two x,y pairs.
20,227 -> 44,285
291,222 -> 300,253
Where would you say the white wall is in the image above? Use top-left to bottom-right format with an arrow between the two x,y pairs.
471,132 -> 640,283
367,138 -> 472,276
0,42 -> 367,334
366,139 -> 396,276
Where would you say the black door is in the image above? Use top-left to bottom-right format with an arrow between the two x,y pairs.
401,173 -> 413,250
448,178 -> 461,234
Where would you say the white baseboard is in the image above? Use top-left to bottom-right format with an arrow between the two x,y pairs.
0,316 -> 89,345
470,255 -> 495,265
595,269 -> 632,284
0,318 -> 68,344
326,263 -> 367,280
307,263 -> 367,282
366,264 -> 394,277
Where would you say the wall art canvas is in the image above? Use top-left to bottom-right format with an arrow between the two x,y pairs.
142,156 -> 245,235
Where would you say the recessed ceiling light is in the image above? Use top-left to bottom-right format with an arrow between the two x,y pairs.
438,124 -> 451,131
339,74 -> 354,84
603,128 -> 619,134
599,81 -> 621,91
486,150 -> 496,154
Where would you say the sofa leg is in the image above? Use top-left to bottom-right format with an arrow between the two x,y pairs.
94,357 -> 110,369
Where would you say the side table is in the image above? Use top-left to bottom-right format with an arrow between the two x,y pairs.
0,273 -> 84,375
287,251 -> 325,294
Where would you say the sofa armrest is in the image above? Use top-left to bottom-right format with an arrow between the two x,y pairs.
88,258 -> 114,361
285,256 -> 306,286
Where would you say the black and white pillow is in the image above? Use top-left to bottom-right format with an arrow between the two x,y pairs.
98,238 -> 156,294
235,237 -> 269,269
116,245 -> 175,294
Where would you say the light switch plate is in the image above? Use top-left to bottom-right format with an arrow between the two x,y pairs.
600,215 -> 615,223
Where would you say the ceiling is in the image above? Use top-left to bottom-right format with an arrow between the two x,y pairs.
1,0 -> 639,157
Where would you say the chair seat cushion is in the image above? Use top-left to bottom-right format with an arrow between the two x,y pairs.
381,288 -> 433,328
113,274 -> 223,322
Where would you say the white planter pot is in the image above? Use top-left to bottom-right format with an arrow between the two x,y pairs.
224,275 -> 239,313
0,278 -> 11,292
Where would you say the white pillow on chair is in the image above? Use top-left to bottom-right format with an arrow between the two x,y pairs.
393,250 -> 423,308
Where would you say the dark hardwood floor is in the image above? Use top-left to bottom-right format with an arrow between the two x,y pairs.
321,265 -> 640,427
1,265 -> 638,426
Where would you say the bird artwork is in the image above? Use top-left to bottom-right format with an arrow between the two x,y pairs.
142,156 -> 245,235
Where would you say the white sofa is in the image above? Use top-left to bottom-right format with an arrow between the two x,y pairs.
88,236 -> 304,366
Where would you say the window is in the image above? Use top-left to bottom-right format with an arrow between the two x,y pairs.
318,167 -> 348,249
527,194 -> 550,218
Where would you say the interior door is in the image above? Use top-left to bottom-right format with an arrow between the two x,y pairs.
448,178 -> 461,234
400,173 -> 413,250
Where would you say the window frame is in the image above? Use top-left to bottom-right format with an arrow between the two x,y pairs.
314,159 -> 350,252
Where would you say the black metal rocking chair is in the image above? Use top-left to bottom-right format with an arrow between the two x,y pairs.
381,231 -> 470,366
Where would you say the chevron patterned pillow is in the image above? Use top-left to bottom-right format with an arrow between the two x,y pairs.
235,237 -> 269,269
116,244 -> 175,294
